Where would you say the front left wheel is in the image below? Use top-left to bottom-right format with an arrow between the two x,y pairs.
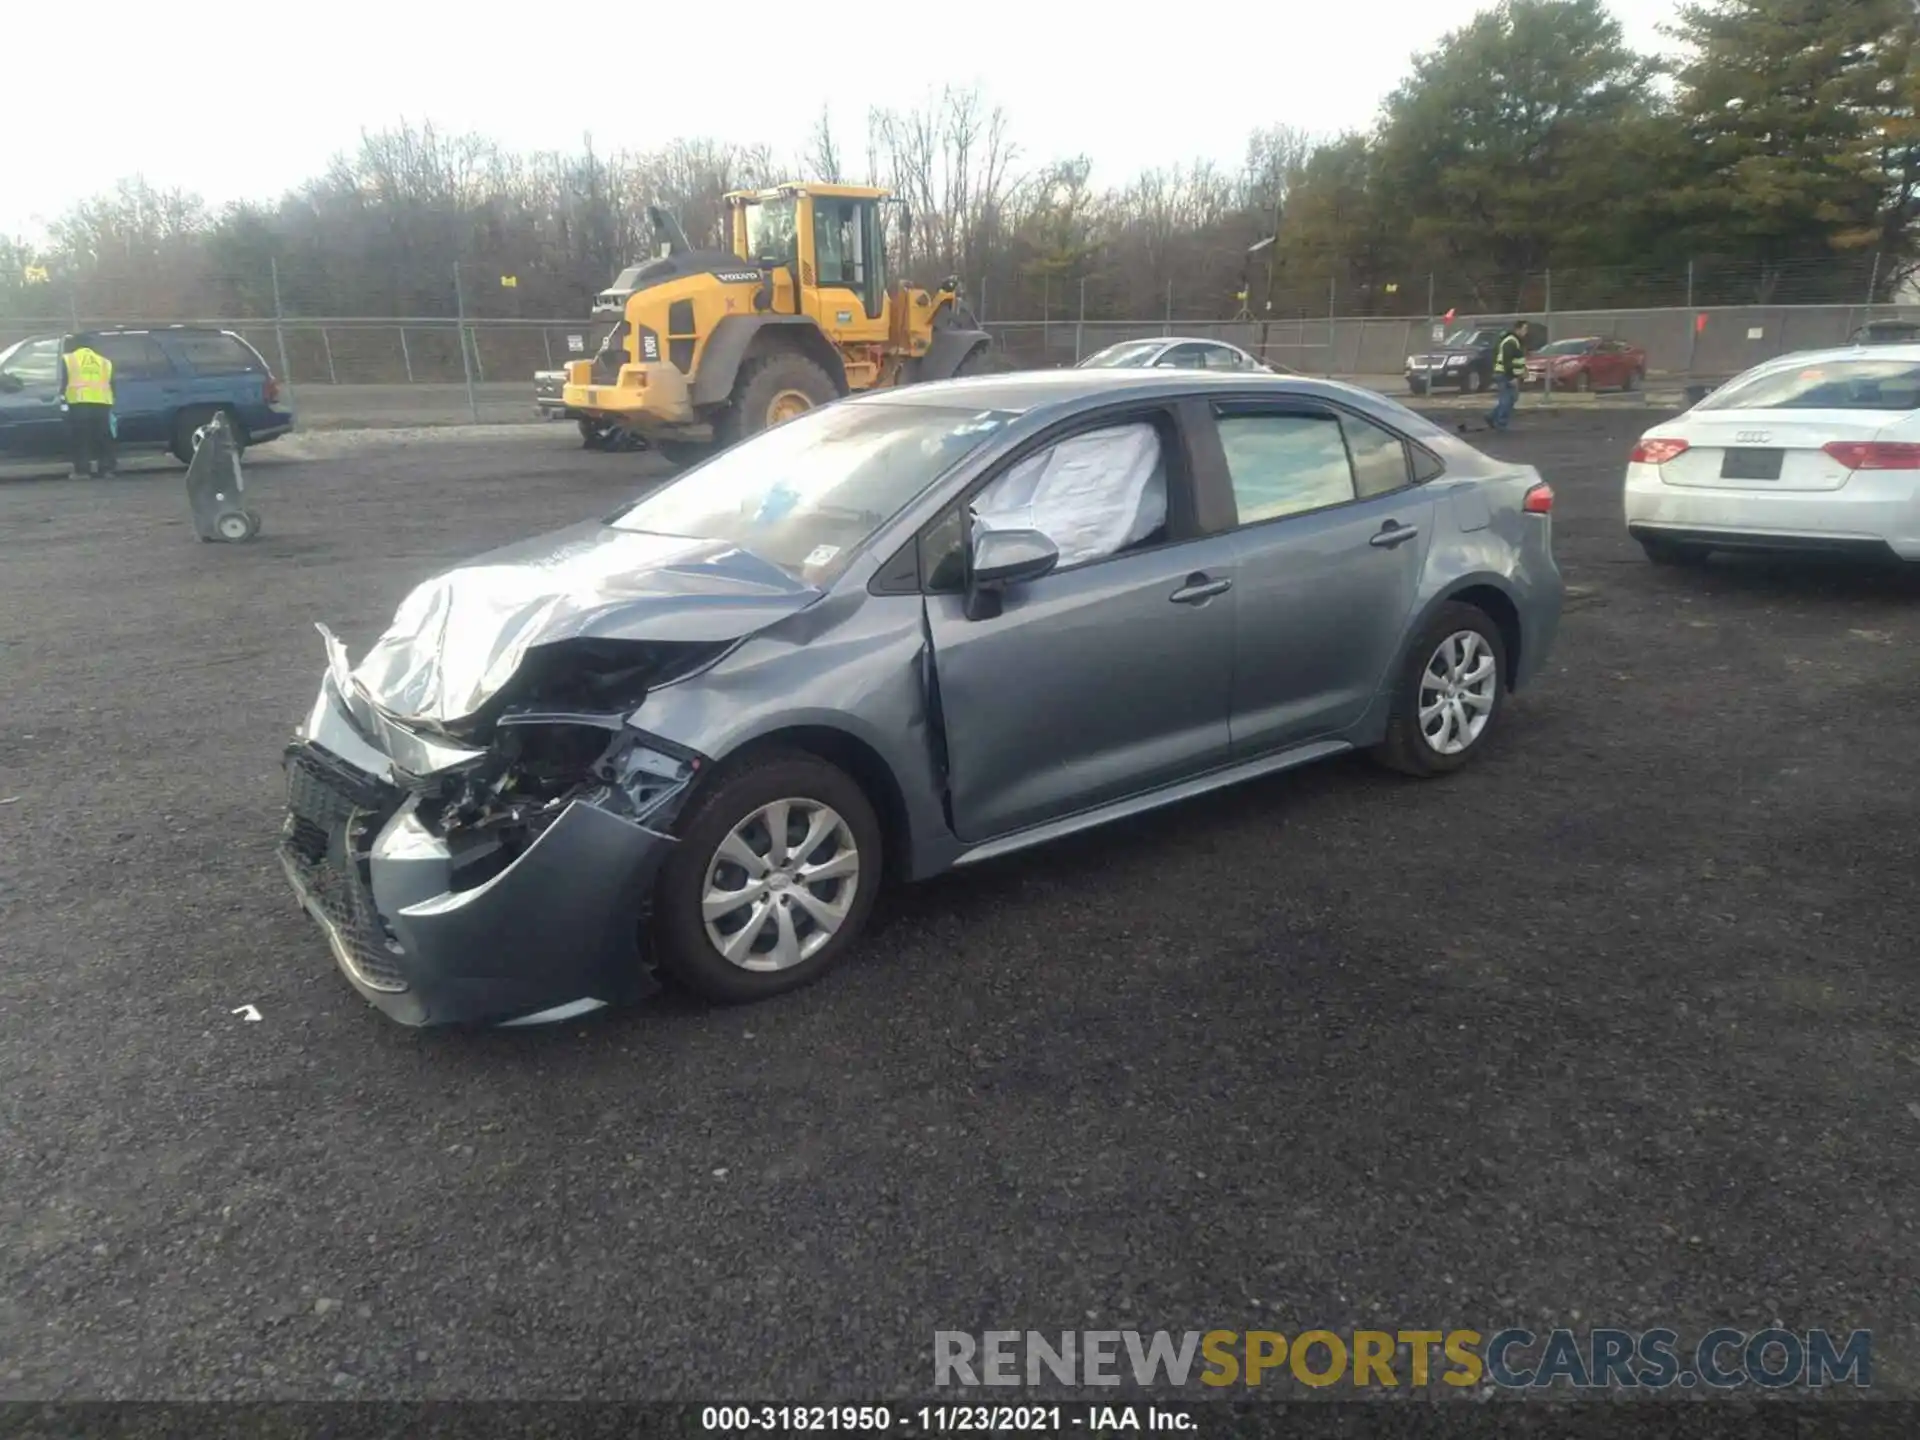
651,752 -> 883,1004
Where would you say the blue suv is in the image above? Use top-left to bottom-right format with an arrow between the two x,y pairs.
0,326 -> 295,465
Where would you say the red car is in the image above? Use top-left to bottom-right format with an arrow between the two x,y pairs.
1525,336 -> 1646,392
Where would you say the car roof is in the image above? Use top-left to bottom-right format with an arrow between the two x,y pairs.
1758,342 -> 1920,367
852,367 -> 1384,416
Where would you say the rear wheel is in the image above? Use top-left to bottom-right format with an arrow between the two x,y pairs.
651,751 -> 883,1004
1640,536 -> 1711,567
1463,368 -> 1487,395
577,418 -> 617,450
1372,602 -> 1508,778
716,352 -> 840,449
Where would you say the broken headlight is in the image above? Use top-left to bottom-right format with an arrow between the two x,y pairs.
421,721 -> 698,846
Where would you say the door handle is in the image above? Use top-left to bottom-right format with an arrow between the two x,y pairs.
1169,574 -> 1232,604
1369,522 -> 1420,549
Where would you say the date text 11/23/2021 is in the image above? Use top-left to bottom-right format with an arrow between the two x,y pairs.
701,1406 -> 1193,1432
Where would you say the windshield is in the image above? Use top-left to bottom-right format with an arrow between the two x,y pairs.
1443,329 -> 1502,348
1698,358 -> 1920,413
609,402 -> 1016,584
1079,341 -> 1163,369
743,198 -> 798,265
1537,339 -> 1596,356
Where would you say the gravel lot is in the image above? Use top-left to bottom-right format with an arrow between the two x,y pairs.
2,408 -> 1917,1402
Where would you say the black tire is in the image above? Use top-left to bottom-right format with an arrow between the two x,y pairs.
652,751 -> 883,1004
1624,368 -> 1642,393
652,439 -> 713,469
1575,370 -> 1592,393
716,351 -> 840,448
1408,378 -> 1429,396
1640,536 -> 1711,567
577,418 -> 614,450
1464,368 -> 1487,395
171,406 -> 245,465
1371,601 -> 1510,779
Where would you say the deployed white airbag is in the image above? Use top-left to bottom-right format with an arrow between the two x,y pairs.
972,422 -> 1167,568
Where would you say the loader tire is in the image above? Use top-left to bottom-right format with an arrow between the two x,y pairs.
717,353 -> 839,448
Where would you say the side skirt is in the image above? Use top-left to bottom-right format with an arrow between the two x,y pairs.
951,739 -> 1352,869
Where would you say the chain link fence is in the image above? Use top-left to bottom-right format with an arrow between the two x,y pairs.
2,254 -> 1911,399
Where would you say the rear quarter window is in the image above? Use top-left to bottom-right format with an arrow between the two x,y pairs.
165,332 -> 263,375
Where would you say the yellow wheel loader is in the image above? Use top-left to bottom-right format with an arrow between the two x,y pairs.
560,183 -> 993,463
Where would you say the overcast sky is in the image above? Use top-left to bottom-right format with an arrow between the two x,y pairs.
6,0 -> 1683,241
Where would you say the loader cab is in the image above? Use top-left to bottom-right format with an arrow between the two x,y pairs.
729,184 -> 893,341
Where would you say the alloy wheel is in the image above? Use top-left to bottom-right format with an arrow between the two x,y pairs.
702,798 -> 860,972
1418,631 -> 1498,756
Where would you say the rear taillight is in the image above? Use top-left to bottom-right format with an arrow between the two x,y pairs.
1631,437 -> 1690,465
264,376 -> 281,404
1821,441 -> 1920,471
1523,482 -> 1554,514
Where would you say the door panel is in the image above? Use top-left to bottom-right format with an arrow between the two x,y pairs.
1227,492 -> 1435,754
0,339 -> 66,457
926,535 -> 1239,841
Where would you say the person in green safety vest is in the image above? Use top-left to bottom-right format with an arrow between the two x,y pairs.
56,333 -> 118,478
1487,319 -> 1530,432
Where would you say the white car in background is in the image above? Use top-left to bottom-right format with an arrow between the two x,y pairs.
1624,345 -> 1920,565
1077,337 -> 1290,373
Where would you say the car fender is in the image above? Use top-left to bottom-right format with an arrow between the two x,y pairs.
1379,570 -> 1529,700
627,596 -> 956,879
689,316 -> 849,409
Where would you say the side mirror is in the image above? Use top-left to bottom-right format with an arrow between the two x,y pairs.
964,525 -> 1058,619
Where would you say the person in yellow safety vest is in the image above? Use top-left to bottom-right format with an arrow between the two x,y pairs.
56,333 -> 117,479
1487,319 -> 1530,432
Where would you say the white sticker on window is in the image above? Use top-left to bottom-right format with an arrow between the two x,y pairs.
803,544 -> 841,568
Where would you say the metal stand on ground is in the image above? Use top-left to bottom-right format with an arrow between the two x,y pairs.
184,411 -> 262,543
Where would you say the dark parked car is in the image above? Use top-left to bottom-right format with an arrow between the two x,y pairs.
280,368 -> 1563,1028
1850,318 -> 1920,346
0,326 -> 293,464
1524,336 -> 1647,392
1406,323 -> 1548,395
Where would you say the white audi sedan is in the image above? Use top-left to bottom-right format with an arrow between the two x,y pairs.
1624,345 -> 1920,565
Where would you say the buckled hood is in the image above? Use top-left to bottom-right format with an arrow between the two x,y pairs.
347,521 -> 823,730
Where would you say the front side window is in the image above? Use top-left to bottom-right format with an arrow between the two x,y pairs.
1698,359 -> 1920,413
812,201 -> 866,289
1217,411 -> 1356,524
0,338 -> 59,385
1158,344 -> 1209,369
1202,345 -> 1249,371
610,401 -> 1013,586
972,422 -> 1169,570
743,198 -> 799,266
1538,339 -> 1597,357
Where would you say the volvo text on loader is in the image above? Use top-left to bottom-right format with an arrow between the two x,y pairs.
560,182 -> 994,463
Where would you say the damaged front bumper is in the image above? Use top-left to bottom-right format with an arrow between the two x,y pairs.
277,668 -> 694,1027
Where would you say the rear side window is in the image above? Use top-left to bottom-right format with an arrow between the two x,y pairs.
1342,413 -> 1412,498
166,332 -> 263,375
1217,411 -> 1355,524
1701,359 -> 1920,413
93,334 -> 173,380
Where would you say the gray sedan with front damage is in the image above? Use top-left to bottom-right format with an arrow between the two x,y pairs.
279,369 -> 1563,1026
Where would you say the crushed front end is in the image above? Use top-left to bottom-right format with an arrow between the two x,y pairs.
278,633 -> 709,1027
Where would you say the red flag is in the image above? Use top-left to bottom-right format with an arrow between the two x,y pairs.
1695,313 -> 1708,333
1442,308 -> 1456,323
